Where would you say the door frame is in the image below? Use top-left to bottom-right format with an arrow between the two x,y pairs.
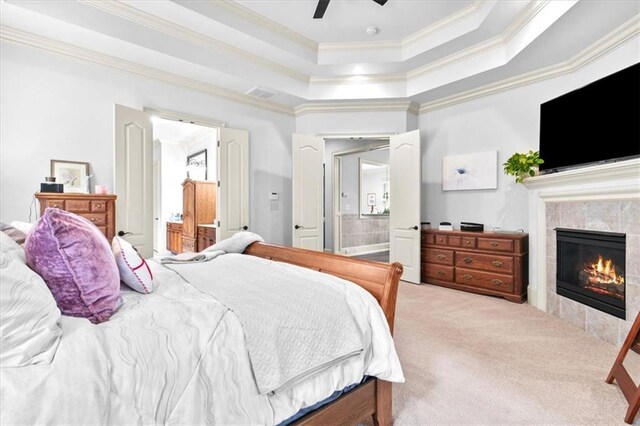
144,107 -> 225,252
325,138 -> 390,255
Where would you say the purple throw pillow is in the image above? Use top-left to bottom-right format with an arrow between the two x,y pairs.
24,208 -> 120,324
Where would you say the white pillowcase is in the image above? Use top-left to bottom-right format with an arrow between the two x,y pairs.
0,231 -> 62,367
112,237 -> 154,294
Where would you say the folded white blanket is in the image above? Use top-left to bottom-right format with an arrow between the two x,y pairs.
160,231 -> 263,264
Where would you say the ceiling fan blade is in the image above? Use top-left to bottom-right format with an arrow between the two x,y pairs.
371,0 -> 388,5
313,0 -> 330,19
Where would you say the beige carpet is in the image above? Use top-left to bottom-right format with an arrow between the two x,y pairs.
390,282 -> 640,425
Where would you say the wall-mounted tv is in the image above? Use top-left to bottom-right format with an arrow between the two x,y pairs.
539,62 -> 640,173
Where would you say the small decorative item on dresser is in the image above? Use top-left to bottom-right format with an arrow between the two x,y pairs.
439,221 -> 453,231
50,159 -> 90,193
421,222 -> 431,231
460,222 -> 484,232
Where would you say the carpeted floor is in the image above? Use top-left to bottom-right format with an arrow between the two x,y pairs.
389,282 -> 640,425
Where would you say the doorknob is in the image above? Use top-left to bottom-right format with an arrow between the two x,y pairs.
295,225 -> 305,229
408,226 -> 419,230
242,226 -> 248,230
118,231 -> 133,237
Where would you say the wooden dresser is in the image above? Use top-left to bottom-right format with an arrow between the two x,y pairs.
197,225 -> 216,251
181,178 -> 216,253
35,193 -> 117,240
421,229 -> 528,303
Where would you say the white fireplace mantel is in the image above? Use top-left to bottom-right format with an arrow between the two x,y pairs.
523,158 -> 640,311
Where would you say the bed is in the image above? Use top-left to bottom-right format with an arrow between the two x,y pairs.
0,225 -> 404,425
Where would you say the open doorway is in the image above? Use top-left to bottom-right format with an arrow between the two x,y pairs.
324,138 -> 390,262
152,117 -> 217,255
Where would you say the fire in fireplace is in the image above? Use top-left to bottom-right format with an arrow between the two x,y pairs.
556,228 -> 626,319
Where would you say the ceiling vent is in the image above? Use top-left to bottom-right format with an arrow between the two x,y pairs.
245,86 -> 279,101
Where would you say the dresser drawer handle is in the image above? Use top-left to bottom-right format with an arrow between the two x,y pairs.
463,274 -> 473,280
437,238 -> 445,243
437,270 -> 446,276
465,240 -> 472,245
490,241 -> 499,247
492,279 -> 503,287
463,257 -> 473,264
437,254 -> 446,260
52,204 -> 61,208
491,260 -> 503,267
90,218 -> 97,222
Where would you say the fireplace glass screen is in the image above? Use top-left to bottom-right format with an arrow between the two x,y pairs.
556,228 -> 625,319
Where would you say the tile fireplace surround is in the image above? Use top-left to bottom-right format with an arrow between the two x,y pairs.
524,158 -> 640,346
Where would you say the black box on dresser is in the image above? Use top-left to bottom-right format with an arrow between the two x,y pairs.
421,229 -> 529,303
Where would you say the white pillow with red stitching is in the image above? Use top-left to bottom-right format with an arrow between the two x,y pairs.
111,237 -> 154,294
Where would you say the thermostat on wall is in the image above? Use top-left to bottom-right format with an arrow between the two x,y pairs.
269,192 -> 279,200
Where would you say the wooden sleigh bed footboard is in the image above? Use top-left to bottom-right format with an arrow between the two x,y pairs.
243,242 -> 404,426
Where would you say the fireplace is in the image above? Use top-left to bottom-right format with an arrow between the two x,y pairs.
556,228 -> 626,319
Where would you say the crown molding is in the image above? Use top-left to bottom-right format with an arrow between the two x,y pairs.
309,73 -> 406,85
402,0 -> 484,47
295,101 -> 419,116
418,14 -> 640,114
213,0 -> 318,52
502,0 -> 549,42
81,0 -> 308,83
0,25 -> 295,116
143,107 -> 227,128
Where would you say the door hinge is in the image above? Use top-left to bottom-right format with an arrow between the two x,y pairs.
217,220 -> 221,227
217,140 -> 220,147
217,181 -> 220,187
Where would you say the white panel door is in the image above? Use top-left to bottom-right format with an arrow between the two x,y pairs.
390,130 -> 421,283
114,104 -> 153,258
217,127 -> 249,241
292,133 -> 324,251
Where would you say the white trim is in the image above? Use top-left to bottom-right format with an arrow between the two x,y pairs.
419,14 -> 640,113
309,74 -> 406,85
342,243 -> 390,257
0,26 -> 296,116
143,107 -> 226,128
213,0 -> 318,51
296,101 -> 419,116
81,0 -> 309,83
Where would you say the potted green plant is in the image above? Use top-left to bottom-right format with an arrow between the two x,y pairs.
503,150 -> 544,183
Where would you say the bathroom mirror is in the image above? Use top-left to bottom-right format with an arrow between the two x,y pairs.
359,159 -> 389,216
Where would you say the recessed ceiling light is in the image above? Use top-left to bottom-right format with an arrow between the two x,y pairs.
366,26 -> 379,36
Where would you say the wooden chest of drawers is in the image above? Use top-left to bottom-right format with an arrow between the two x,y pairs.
35,193 -> 117,241
166,222 -> 183,254
421,229 -> 528,303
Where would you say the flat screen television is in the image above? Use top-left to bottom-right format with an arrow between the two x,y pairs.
539,62 -> 640,173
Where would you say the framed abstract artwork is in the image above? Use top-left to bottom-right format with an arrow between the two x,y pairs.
442,150 -> 498,191
186,149 -> 207,181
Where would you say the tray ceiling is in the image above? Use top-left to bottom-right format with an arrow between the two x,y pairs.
1,0 -> 638,113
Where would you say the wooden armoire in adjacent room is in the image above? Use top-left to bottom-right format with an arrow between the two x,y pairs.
181,178 -> 216,252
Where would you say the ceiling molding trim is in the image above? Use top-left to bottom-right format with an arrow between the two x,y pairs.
418,14 -> 640,114
213,0 -> 318,51
402,0 -> 485,47
407,0 -> 548,80
309,73 -> 406,85
81,0 -> 309,83
0,25 -> 295,116
295,101 -> 418,116
317,0 -> 485,53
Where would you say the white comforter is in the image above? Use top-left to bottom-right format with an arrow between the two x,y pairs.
0,255 -> 404,425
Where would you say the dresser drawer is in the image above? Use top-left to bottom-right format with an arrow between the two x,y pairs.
456,267 -> 514,293
80,213 -> 107,226
182,237 -> 196,253
447,236 -> 462,247
422,263 -> 454,283
477,238 -> 514,252
425,248 -> 454,265
422,233 -> 435,245
45,199 -> 66,209
91,200 -> 107,212
435,234 -> 447,245
66,199 -> 91,212
455,252 -> 514,274
462,237 -> 476,248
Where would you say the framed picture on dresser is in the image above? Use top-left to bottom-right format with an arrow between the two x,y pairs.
50,159 -> 90,193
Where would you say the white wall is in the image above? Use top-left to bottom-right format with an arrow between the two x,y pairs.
0,42 -> 295,245
418,36 -> 640,233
